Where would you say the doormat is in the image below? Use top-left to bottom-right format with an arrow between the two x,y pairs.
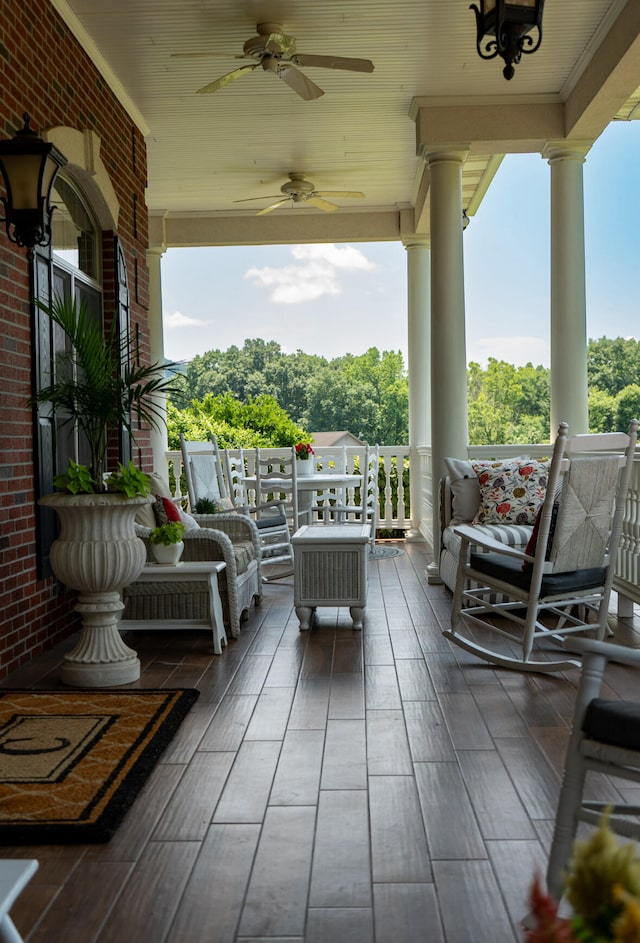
0,688 -> 199,844
369,545 -> 404,559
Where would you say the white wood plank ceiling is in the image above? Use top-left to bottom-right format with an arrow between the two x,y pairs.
52,0 -> 640,246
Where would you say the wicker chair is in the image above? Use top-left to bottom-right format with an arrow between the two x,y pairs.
124,512 -> 262,639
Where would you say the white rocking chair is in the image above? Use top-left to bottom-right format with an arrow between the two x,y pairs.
444,420 -> 638,673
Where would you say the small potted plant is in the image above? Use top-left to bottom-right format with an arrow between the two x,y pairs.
294,442 -> 315,476
149,521 -> 186,565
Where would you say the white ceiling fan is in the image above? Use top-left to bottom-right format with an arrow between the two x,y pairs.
172,22 -> 374,100
234,173 -> 366,215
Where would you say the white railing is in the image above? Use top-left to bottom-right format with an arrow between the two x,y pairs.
164,445 -> 412,533
614,456 -> 640,608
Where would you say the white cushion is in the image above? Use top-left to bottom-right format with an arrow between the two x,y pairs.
444,457 -> 480,524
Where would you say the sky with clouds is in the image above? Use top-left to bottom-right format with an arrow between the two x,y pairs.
160,119 -> 640,369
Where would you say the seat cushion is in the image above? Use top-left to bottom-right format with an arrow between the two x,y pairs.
254,513 -> 288,530
443,522 -> 532,557
470,550 -> 606,596
583,698 -> 640,751
231,539 -> 255,574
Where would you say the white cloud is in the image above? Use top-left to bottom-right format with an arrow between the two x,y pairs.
468,335 -> 550,368
245,243 -> 376,305
164,310 -> 207,329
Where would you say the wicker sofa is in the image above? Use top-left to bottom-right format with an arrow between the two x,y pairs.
438,457 -> 537,592
122,476 -> 262,638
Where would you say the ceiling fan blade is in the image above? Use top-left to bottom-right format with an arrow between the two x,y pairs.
234,194 -> 282,203
278,65 -> 324,100
315,190 -> 365,198
291,53 -> 374,73
257,199 -> 289,216
196,64 -> 257,94
306,196 -> 339,213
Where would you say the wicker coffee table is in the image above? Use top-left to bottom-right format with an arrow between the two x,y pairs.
291,524 -> 370,630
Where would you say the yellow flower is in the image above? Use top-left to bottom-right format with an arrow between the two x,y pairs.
612,886 -> 640,943
565,814 -> 640,927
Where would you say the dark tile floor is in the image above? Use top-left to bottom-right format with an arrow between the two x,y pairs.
2,541 -> 639,943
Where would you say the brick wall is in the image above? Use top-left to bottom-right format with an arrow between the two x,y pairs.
0,0 -> 151,678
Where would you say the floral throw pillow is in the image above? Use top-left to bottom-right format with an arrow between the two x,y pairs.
471,459 -> 549,525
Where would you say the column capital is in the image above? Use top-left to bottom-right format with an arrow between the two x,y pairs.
542,141 -> 593,163
422,148 -> 470,167
402,237 -> 431,250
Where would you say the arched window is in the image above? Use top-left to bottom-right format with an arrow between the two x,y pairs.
51,175 -> 100,281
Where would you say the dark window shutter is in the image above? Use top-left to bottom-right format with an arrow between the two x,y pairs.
31,247 -> 56,580
115,237 -> 132,463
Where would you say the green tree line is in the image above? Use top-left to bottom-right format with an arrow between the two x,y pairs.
167,336 -> 640,448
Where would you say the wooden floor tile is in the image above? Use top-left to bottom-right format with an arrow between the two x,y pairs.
306,907 -> 374,943
213,740 -> 282,823
365,709 -> 413,776
270,729 -> 324,806
414,761 -> 487,859
368,775 -> 432,883
238,806 -> 316,938
373,883 -> 444,943
321,719 -> 367,789
309,790 -> 371,908
169,824 -> 261,943
433,859 -> 519,943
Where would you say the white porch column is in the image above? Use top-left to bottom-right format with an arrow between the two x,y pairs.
543,142 -> 592,436
425,150 -> 468,574
427,150 -> 468,478
146,246 -> 168,473
404,238 -> 431,541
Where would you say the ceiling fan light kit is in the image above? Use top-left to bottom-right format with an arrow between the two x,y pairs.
234,173 -> 365,216
175,22 -> 374,100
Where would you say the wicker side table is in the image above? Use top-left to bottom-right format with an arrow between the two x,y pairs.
120,560 -> 227,654
291,524 -> 371,630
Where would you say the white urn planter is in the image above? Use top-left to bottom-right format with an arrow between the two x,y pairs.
39,492 -> 153,688
151,541 -> 184,565
296,460 -> 314,477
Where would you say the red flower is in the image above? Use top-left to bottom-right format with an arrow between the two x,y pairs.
519,465 -> 535,477
496,501 -> 512,516
524,875 -> 577,942
295,442 -> 315,459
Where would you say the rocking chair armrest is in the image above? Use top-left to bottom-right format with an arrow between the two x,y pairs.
251,499 -> 287,516
454,524 -> 529,562
562,637 -> 640,669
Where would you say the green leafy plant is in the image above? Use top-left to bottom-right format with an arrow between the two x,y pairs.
194,497 -> 219,514
149,521 -> 185,545
53,459 -> 97,495
105,461 -> 152,498
31,293 -> 181,493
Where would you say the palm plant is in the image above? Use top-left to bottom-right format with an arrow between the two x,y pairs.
32,293 -> 181,491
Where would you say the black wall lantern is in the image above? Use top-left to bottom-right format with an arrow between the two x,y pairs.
471,0 -> 545,80
0,113 -> 67,252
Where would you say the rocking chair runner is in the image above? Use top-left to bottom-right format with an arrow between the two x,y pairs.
444,420 -> 638,673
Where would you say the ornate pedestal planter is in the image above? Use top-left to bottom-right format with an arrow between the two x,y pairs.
39,493 -> 153,687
